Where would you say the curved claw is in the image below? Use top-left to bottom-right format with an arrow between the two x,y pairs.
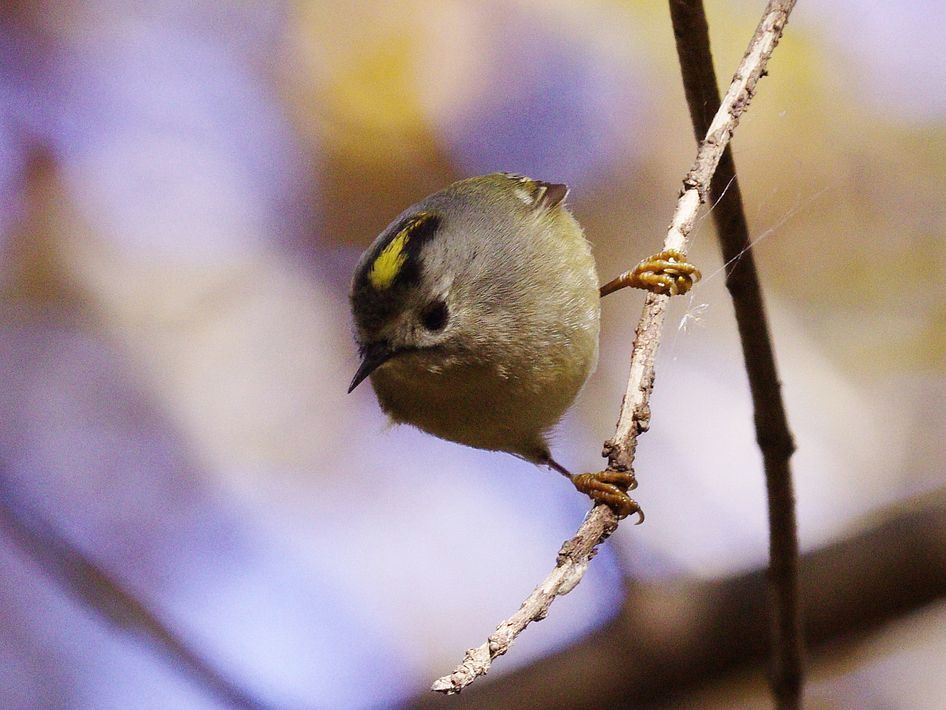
571,471 -> 642,521
600,249 -> 701,298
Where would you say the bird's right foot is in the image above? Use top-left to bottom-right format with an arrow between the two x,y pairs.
571,471 -> 644,523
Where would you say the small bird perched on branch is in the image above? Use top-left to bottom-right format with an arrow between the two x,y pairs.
348,173 -> 698,519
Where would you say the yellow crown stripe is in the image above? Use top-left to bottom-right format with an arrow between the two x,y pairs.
367,212 -> 436,290
368,229 -> 410,289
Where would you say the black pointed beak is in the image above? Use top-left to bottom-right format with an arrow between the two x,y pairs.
348,342 -> 394,393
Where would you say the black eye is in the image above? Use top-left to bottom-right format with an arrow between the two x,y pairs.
421,300 -> 449,332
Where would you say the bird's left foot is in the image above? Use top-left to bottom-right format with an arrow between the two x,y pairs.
600,249 -> 701,297
571,471 -> 644,523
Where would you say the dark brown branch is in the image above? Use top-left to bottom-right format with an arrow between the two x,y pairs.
668,1 -> 802,707
415,488 -> 946,709
0,467 -> 269,710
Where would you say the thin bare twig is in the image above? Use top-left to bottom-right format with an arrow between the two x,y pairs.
418,487 -> 946,708
668,1 -> 802,706
431,0 -> 798,694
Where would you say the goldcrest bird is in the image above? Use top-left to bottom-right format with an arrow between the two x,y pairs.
348,173 -> 699,518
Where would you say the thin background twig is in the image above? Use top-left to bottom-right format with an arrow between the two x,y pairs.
431,0 -> 798,694
668,1 -> 802,706
0,464 -> 268,710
